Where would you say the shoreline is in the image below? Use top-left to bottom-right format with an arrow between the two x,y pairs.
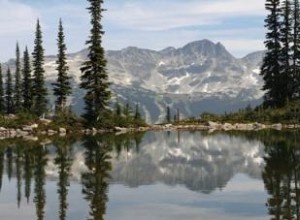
0,121 -> 298,140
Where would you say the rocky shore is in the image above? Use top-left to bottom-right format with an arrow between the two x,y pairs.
149,121 -> 300,131
0,121 -> 298,140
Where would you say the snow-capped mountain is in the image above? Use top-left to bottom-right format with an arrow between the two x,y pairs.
4,39 -> 265,123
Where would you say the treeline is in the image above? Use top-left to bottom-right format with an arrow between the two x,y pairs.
0,20 -> 54,116
261,0 -> 300,108
0,19 -> 73,117
0,0 -> 146,128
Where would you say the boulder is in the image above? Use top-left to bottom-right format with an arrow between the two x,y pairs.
59,128 -> 67,134
222,123 -> 233,130
47,129 -> 57,135
30,124 -> 39,129
272,123 -> 282,130
207,121 -> 221,129
114,127 -> 128,132
22,126 -> 33,132
40,118 -> 52,125
23,136 -> 39,141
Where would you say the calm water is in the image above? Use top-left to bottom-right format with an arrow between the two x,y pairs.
0,130 -> 299,220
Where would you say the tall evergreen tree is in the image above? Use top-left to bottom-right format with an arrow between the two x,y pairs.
80,0 -> 111,124
14,43 -> 22,112
52,19 -> 72,113
279,0 -> 293,102
134,103 -> 141,120
0,64 -> 5,114
292,0 -> 300,98
114,101 -> 121,116
5,67 -> 14,114
22,47 -> 33,111
166,106 -> 171,123
32,19 -> 48,116
261,0 -> 282,107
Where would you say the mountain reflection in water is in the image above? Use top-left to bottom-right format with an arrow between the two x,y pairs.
0,130 -> 298,220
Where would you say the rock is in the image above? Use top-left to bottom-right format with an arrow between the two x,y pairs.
59,128 -> 67,134
138,127 -> 149,132
0,127 -> 6,132
8,129 -> 17,137
23,136 -> 38,141
84,129 -> 92,134
253,122 -> 266,130
40,118 -> 52,125
234,123 -> 254,130
114,127 -> 128,132
222,123 -> 233,130
30,124 -> 39,129
47,129 -> 57,135
164,124 -> 173,129
5,114 -> 16,119
18,131 -> 29,136
207,121 -> 221,129
272,123 -> 282,130
286,124 -> 295,129
22,126 -> 33,132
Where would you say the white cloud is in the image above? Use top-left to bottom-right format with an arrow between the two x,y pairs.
220,39 -> 265,57
104,28 -> 265,58
0,0 -> 38,35
106,0 -> 265,31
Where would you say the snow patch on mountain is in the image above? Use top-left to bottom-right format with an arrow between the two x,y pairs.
3,39 -> 266,123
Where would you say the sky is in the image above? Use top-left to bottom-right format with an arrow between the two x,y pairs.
0,0 -> 266,62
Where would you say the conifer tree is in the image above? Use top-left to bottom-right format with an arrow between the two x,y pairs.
14,43 -> 22,112
134,103 -> 141,120
0,64 -> 5,114
166,106 -> 171,123
32,19 -> 48,116
52,19 -> 72,113
123,103 -> 131,119
114,101 -> 121,116
279,0 -> 293,102
292,0 -> 300,98
22,47 -> 33,111
6,67 -> 14,114
80,0 -> 111,124
261,0 -> 282,107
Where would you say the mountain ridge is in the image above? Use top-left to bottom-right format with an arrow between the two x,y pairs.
2,39 -> 265,123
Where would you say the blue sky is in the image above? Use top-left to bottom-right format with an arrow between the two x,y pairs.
0,0 -> 266,61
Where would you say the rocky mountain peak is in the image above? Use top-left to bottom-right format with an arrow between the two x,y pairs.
2,39 -> 265,123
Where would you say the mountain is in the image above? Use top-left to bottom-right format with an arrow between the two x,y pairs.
3,39 -> 265,123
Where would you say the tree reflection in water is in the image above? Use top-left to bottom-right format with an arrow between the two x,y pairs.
261,131 -> 300,220
81,135 -> 112,220
33,143 -> 48,220
1,130 -> 300,220
54,137 -> 75,220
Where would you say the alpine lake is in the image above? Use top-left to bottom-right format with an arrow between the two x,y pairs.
0,129 -> 299,220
